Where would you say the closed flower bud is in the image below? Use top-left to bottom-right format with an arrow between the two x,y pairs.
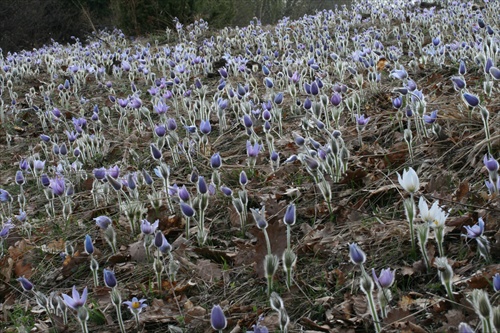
349,243 -> 366,265
283,203 -> 296,226
84,234 -> 94,255
210,305 -> 227,330
103,269 -> 117,288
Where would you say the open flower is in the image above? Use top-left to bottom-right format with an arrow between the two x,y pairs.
62,286 -> 88,310
141,219 -> 159,235
123,297 -> 147,315
463,218 -> 485,239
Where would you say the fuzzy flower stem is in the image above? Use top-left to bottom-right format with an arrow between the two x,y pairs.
263,228 -> 272,256
111,288 -> 126,333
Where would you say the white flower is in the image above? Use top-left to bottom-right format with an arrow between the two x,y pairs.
397,167 -> 420,194
419,196 -> 448,227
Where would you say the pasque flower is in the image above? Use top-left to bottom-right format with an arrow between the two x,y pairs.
349,243 -> 366,265
462,92 -> 480,107
94,216 -> 112,229
17,276 -> 34,291
62,286 -> 88,310
49,177 -> 66,196
141,219 -> 159,235
210,304 -> 227,330
493,273 -> 500,292
397,167 -> 419,194
463,218 -> 485,239
84,234 -> 94,255
103,269 -> 117,288
372,268 -> 395,288
283,203 -> 296,226
123,297 -> 147,315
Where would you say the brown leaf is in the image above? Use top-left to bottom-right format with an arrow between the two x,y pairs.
195,259 -> 222,282
128,241 -> 147,263
454,180 -> 469,203
445,309 -> 465,328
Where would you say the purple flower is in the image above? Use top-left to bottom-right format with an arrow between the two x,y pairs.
462,92 -> 480,107
356,114 -> 370,127
154,231 -> 172,252
117,98 -> 129,108
16,209 -> 27,222
199,120 -> 211,135
33,159 -> 45,171
107,165 -> 120,179
141,219 -> 159,235
40,134 -> 51,142
392,96 -> 402,109
463,218 -> 485,239
251,207 -> 267,229
210,304 -> 227,330
210,152 -> 222,169
372,268 -> 395,288
239,171 -> 248,186
274,92 -> 284,105
103,269 -> 117,288
0,220 -> 14,239
220,186 -> 232,197
62,286 -> 88,310
264,77 -> 274,88
93,167 -> 106,180
40,174 -> 50,187
123,297 -> 147,315
330,92 -> 342,107
218,98 -> 228,110
49,177 -> 65,196
423,110 -> 438,124
459,60 -> 467,75
94,216 -> 112,229
451,76 -> 466,91
457,323 -> 474,333
483,155 -> 499,172
246,141 -> 261,158
303,97 -> 312,110
15,171 -> 25,185
293,133 -> 305,147
349,243 -> 366,265
310,81 -> 319,96
17,276 -> 34,291
180,202 -> 195,217
84,234 -> 94,255
166,118 -> 177,131
150,143 -> 162,160
197,176 -> 208,194
218,67 -> 228,78
489,67 -> 500,80
154,124 -> 167,137
154,100 -> 169,115
284,203 -> 296,226
129,97 -> 142,109
19,159 -> 29,171
390,68 -> 408,80
177,185 -> 191,202
142,169 -> 153,186
493,273 -> 500,292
